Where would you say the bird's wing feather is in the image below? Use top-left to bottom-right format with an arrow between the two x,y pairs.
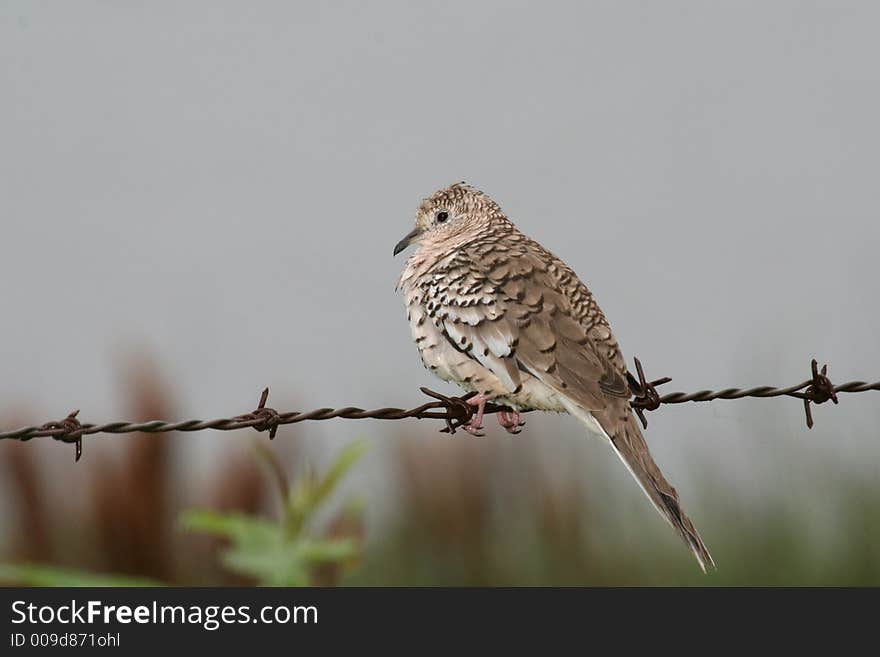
427,243 -> 626,410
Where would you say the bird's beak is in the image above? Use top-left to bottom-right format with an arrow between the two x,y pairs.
393,226 -> 423,256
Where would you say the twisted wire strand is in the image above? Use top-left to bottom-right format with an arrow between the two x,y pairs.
655,379 -> 878,403
0,358 -> 876,462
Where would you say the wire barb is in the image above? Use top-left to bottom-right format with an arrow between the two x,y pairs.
234,387 -> 281,439
795,359 -> 840,429
627,357 -> 673,430
418,387 -> 476,434
0,358 -> 877,458
39,410 -> 84,462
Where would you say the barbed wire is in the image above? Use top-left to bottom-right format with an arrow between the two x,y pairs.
0,358 -> 877,462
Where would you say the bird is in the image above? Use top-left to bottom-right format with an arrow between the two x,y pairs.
393,182 -> 714,572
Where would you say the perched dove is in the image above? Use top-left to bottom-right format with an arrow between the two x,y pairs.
394,182 -> 714,571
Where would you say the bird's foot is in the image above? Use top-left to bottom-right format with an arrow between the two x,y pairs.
496,410 -> 525,435
462,393 -> 491,436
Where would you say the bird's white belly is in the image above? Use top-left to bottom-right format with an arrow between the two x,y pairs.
494,374 -> 568,413
407,301 -> 567,413
409,305 -> 492,387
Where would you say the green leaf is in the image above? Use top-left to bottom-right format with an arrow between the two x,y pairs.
253,442 -> 289,501
179,510 -> 280,545
0,563 -> 161,587
310,440 -> 368,512
180,441 -> 366,586
298,538 -> 359,564
284,441 -> 367,534
220,541 -> 309,587
183,510 -> 308,585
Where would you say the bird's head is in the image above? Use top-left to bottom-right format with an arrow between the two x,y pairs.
393,182 -> 503,256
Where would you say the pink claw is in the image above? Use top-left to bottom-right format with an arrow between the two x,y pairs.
463,393 -> 491,436
496,410 -> 525,435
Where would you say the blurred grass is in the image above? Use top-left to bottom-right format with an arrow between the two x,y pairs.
349,496 -> 880,586
344,433 -> 880,586
0,564 -> 160,587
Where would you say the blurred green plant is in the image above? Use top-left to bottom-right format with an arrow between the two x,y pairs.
0,441 -> 366,587
180,441 -> 367,586
0,564 -> 161,587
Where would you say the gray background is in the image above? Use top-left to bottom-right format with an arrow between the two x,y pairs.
1,2 -> 878,568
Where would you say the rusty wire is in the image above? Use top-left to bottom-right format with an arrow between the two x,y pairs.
0,358 -> 877,462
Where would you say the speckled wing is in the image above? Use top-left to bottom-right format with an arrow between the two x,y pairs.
423,238 -> 629,411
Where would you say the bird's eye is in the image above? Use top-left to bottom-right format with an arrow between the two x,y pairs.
436,211 -> 449,223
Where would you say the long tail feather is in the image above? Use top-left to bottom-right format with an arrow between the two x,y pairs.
565,401 -> 715,572
607,415 -> 714,571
